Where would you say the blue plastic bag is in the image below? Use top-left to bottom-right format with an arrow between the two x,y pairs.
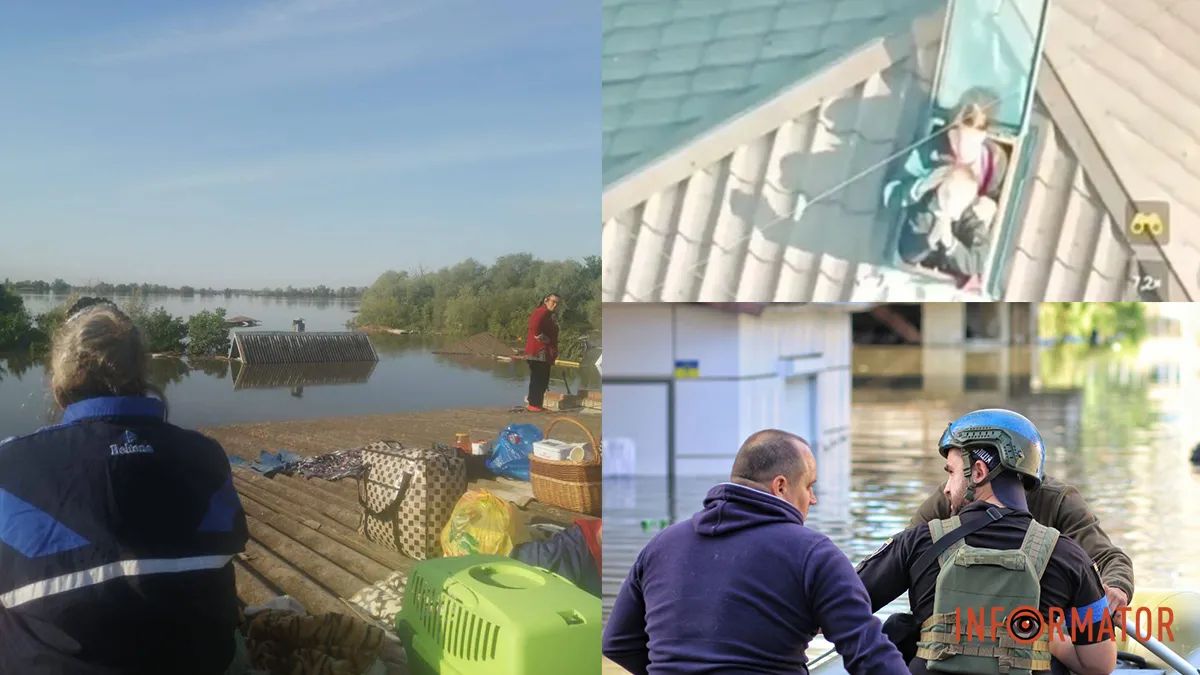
485,423 -> 543,481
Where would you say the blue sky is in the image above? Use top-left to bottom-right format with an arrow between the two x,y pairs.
0,0 -> 598,288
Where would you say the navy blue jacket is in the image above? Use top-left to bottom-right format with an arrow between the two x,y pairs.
603,483 -> 907,674
0,396 -> 248,674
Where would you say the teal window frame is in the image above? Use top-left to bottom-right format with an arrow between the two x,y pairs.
931,0 -> 1052,138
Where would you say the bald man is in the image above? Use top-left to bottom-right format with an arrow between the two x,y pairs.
603,430 -> 906,674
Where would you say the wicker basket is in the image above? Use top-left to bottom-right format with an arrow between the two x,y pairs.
530,418 -> 601,516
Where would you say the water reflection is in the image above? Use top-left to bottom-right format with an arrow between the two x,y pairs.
17,293 -> 362,332
604,344 -> 1200,622
4,294 -> 599,434
231,361 -> 377,390
0,332 -> 590,435
0,352 -> 38,383
146,356 -> 190,389
190,358 -> 231,380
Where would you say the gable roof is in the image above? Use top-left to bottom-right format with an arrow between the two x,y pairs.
602,0 -> 941,185
1044,0 -> 1200,301
602,0 -> 1199,302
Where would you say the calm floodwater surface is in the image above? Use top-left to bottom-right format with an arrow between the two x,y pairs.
604,345 -> 1200,624
1,293 -> 597,436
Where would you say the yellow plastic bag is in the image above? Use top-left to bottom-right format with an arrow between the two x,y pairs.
439,489 -> 519,557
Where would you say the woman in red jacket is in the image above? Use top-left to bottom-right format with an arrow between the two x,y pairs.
524,293 -> 560,412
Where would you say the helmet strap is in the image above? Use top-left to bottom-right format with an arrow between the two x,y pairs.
961,447 -> 976,503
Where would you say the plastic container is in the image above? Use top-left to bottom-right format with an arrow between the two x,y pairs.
454,432 -> 471,454
397,555 -> 600,675
532,438 -> 587,462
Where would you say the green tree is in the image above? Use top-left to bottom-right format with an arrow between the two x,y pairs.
138,307 -> 187,353
30,292 -> 79,351
1039,303 -> 1145,346
33,306 -> 67,349
355,254 -> 601,353
0,286 -> 34,350
186,308 -> 231,356
51,278 -> 71,294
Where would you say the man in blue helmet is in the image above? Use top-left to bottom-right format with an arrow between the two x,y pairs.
855,409 -> 1117,674
908,457 -> 1134,616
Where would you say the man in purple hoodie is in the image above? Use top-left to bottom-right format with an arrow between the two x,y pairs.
603,429 -> 908,674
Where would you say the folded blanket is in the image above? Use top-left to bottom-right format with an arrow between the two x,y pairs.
295,448 -> 367,481
244,610 -> 385,675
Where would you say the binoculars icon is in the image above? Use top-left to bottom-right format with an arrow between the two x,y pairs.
1130,212 -> 1166,237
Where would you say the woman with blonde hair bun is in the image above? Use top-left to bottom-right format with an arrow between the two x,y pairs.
0,298 -> 248,674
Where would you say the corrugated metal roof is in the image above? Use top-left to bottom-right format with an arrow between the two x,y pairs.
229,331 -> 379,364
602,0 -> 942,185
603,1 -> 1185,302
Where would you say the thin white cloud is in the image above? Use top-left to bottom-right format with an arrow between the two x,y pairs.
91,0 -> 438,65
135,135 -> 595,193
82,0 -> 587,94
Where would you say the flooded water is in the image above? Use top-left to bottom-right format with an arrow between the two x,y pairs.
1,294 -> 599,436
18,292 -> 372,332
604,344 -> 1200,623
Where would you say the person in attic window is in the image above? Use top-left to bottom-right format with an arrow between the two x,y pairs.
891,101 -> 1008,291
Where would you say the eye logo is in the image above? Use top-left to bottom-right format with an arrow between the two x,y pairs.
1006,606 -> 1044,644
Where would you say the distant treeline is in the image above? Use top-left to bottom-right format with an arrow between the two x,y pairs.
0,285 -> 231,357
4,278 -> 365,299
355,254 -> 600,359
3,254 -> 602,360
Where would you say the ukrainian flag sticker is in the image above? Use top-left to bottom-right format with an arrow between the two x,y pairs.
674,360 -> 699,379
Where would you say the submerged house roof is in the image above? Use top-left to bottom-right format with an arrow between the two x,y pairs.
602,0 -> 1198,302
229,331 -> 379,364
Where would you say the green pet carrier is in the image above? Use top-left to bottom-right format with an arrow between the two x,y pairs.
396,555 -> 600,675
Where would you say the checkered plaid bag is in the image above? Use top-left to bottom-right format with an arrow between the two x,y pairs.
357,442 -> 466,560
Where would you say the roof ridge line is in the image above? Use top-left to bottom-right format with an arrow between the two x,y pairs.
1037,53 -> 1190,300
603,8 -> 947,221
